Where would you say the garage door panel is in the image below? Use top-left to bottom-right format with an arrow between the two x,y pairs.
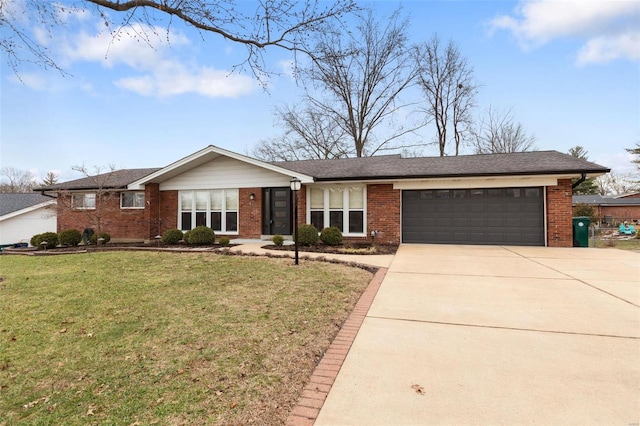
402,187 -> 544,246
505,217 -> 523,227
452,217 -> 467,226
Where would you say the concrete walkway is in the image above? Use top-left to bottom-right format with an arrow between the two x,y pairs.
314,245 -> 640,425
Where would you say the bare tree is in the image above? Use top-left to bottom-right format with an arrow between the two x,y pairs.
470,106 -> 536,154
253,105 -> 351,161
595,172 -> 640,196
54,164 -> 119,236
294,9 -> 421,157
0,167 -> 36,193
413,35 -> 479,156
1,0 -> 358,80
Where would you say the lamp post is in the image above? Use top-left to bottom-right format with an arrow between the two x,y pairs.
290,177 -> 301,265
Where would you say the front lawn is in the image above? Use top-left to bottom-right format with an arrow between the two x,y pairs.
0,252 -> 372,425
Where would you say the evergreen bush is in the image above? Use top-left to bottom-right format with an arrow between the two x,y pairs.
91,232 -> 111,244
272,234 -> 284,246
296,224 -> 319,246
185,226 -> 215,245
162,228 -> 184,244
31,232 -> 58,249
58,229 -> 82,247
320,226 -> 343,245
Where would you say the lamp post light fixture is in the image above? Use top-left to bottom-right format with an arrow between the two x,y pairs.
290,177 -> 301,265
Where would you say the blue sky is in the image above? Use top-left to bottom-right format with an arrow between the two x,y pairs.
1,0 -> 639,184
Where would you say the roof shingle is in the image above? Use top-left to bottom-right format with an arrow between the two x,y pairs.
273,150 -> 609,181
0,193 -> 54,217
35,168 -> 161,191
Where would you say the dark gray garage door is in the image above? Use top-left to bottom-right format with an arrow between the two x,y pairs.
402,188 -> 544,246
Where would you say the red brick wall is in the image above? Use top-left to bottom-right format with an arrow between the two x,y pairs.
238,187 -> 262,239
546,179 -> 573,247
297,186 -> 306,227
367,184 -> 401,245
157,190 -> 178,238
146,183 -> 160,239
599,206 -> 640,223
57,192 -> 148,242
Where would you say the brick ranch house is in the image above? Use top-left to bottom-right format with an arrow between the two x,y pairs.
37,145 -> 609,247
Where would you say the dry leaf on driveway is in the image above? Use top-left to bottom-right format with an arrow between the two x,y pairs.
411,384 -> 425,395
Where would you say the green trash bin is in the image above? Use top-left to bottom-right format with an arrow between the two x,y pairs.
572,216 -> 590,247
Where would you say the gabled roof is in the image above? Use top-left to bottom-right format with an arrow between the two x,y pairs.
0,193 -> 55,217
573,194 -> 640,206
37,147 -> 610,191
274,150 -> 609,181
128,145 -> 315,189
35,168 -> 161,192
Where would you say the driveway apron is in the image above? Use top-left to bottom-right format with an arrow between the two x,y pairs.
315,244 -> 640,425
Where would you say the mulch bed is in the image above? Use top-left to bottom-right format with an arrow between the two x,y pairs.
264,242 -> 398,255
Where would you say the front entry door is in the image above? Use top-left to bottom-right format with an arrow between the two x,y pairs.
263,187 -> 292,235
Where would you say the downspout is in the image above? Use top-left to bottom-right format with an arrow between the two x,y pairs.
39,190 -> 57,199
572,173 -> 587,189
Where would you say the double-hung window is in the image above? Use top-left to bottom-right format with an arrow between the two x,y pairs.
179,189 -> 238,234
72,193 -> 96,210
308,186 -> 365,235
121,192 -> 145,209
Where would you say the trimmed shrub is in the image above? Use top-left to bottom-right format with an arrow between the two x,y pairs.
91,232 -> 111,244
31,232 -> 58,249
185,226 -> 215,245
59,229 -> 82,247
218,236 -> 230,247
162,228 -> 184,244
30,234 -> 40,247
320,226 -> 343,245
296,224 -> 319,246
272,234 -> 284,246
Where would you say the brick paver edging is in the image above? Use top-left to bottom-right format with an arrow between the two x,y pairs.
286,267 -> 388,426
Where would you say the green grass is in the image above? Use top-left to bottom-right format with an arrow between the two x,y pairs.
0,252 -> 372,425
590,238 -> 640,249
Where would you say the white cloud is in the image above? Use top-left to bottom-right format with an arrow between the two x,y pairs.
577,32 -> 640,65
61,23 -> 255,98
115,63 -> 254,98
489,0 -> 640,64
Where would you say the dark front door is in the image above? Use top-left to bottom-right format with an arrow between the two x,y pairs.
263,187 -> 292,235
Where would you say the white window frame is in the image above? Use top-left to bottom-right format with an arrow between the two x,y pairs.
306,185 -> 366,236
71,193 -> 96,210
178,189 -> 239,235
120,192 -> 145,209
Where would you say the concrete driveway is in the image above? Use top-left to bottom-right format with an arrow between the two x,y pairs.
315,245 -> 640,425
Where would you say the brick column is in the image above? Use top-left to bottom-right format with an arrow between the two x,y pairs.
145,183 -> 160,240
239,188 -> 262,239
367,184 -> 401,245
546,179 -> 573,247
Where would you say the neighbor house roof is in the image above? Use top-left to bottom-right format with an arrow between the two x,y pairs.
274,150 -> 609,181
0,193 -> 55,217
573,194 -> 640,206
35,168 -> 161,192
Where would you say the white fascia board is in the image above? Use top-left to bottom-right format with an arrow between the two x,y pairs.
128,145 -> 314,190
0,200 -> 56,222
392,174 -> 568,190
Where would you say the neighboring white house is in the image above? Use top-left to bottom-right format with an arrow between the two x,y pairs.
0,193 -> 57,246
